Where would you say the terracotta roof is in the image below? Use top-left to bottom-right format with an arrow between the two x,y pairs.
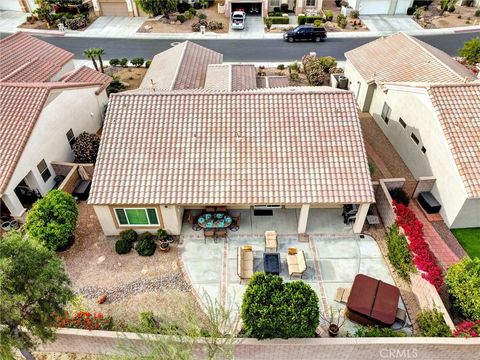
140,41 -> 222,91
61,66 -> 112,94
0,32 -> 74,82
256,76 -> 290,88
345,32 -> 476,85
204,64 -> 258,91
0,82 -> 106,194
427,83 -> 480,198
89,88 -> 374,205
231,64 -> 257,91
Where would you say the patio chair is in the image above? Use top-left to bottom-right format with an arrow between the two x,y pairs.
215,229 -> 227,241
264,230 -> 277,252
287,248 -> 307,279
229,213 -> 241,232
187,213 -> 202,231
237,245 -> 254,282
204,229 -> 215,244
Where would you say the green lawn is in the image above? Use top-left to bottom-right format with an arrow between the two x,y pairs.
452,228 -> 480,259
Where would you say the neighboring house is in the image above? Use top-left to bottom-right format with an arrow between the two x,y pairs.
0,33 -> 111,219
347,0 -> 413,15
89,42 -> 374,236
91,0 -> 148,16
0,0 -> 35,12
344,32 -> 480,228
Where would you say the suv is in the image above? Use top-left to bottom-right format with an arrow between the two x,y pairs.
283,25 -> 327,43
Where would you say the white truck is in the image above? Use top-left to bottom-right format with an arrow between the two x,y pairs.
231,11 -> 246,30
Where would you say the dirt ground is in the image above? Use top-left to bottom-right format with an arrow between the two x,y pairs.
106,67 -> 148,91
59,202 -> 200,324
414,1 -> 480,28
138,5 -> 228,33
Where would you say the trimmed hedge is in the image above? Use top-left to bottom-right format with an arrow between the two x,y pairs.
264,16 -> 289,25
353,326 -> 407,337
386,224 -> 416,281
115,239 -> 132,254
417,309 -> 451,337
298,15 -> 325,25
135,236 -> 157,256
120,229 -> 138,243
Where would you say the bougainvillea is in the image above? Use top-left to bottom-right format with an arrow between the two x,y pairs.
393,202 -> 444,291
56,311 -> 115,331
452,320 -> 480,338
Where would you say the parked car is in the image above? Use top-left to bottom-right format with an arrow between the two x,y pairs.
231,11 -> 246,30
283,25 -> 327,42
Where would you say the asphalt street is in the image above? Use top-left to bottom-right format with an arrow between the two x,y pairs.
1,31 -> 479,62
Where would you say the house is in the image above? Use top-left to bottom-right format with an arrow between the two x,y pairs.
0,0 -> 35,12
347,0 -> 414,15
0,33 -> 111,220
89,41 -> 374,236
343,32 -> 480,228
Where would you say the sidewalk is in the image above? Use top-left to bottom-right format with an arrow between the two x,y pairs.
2,10 -> 480,40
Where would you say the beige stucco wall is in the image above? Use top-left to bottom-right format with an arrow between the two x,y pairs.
2,86 -> 107,216
343,60 -> 373,112
452,198 -> 480,228
160,205 -> 184,235
93,205 -> 118,236
368,86 -> 473,227
50,60 -> 75,81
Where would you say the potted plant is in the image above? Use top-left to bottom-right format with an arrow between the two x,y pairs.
157,228 -> 168,241
320,307 -> 346,337
159,241 -> 170,253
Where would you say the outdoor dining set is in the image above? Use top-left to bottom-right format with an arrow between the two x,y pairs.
187,206 -> 241,243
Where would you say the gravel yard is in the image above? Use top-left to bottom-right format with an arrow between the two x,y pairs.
59,202 -> 198,324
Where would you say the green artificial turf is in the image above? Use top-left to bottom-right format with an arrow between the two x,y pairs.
452,228 -> 480,259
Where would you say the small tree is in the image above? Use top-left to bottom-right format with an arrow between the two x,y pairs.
459,36 -> 480,65
445,257 -> 480,320
72,132 -> 101,163
83,48 -> 99,71
25,190 -> 78,251
131,57 -> 145,67
0,231 -> 74,359
241,273 -> 319,339
94,48 -> 106,73
135,0 -> 178,16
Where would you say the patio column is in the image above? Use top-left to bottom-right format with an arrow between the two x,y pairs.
353,203 -> 370,234
2,192 -> 26,219
298,204 -> 310,233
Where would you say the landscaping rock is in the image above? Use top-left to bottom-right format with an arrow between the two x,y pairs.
98,294 -> 107,304
144,25 -> 152,30
97,255 -> 106,264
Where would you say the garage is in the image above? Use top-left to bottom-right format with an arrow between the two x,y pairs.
100,1 -> 129,16
0,0 -> 22,11
395,0 -> 411,14
231,2 -> 263,15
359,0 -> 390,14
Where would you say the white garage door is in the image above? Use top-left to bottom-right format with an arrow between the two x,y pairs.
395,0 -> 411,14
359,0 -> 390,14
100,1 -> 129,16
0,0 -> 22,11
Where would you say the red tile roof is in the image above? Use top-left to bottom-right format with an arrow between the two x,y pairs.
345,32 -> 476,86
61,66 -> 112,94
89,88 -> 374,205
427,83 -> 480,198
0,32 -> 74,82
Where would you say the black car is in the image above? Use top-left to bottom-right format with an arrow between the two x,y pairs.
283,25 -> 327,43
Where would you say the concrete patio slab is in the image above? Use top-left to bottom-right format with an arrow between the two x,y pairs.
307,208 -> 354,234
314,237 -> 360,259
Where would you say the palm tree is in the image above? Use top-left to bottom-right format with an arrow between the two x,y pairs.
83,48 -> 99,71
94,48 -> 105,73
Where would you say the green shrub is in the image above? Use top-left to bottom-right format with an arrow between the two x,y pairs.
207,20 -> 223,30
350,10 -> 359,18
277,64 -> 285,70
115,239 -> 132,254
130,57 -> 145,67
353,326 -> 408,337
288,62 -> 299,72
145,59 -> 152,68
157,228 -> 168,241
417,309 -> 451,337
119,58 -> 128,67
135,236 -> 157,256
386,224 -> 415,281
413,6 -> 425,19
25,190 -> 78,251
107,76 -> 127,94
440,0 -> 450,10
298,15 -> 324,25
265,16 -> 289,24
313,19 -> 323,27
458,36 -> 480,65
188,7 -> 197,16
447,4 -> 455,12
198,12 -> 207,20
445,257 -> 480,320
475,9 -> 480,17
120,229 -> 138,243
176,14 -> 186,22
241,273 -> 319,339
324,10 -> 333,21
138,232 -> 156,242
302,55 -> 337,86
109,58 -> 120,66
336,14 -> 347,28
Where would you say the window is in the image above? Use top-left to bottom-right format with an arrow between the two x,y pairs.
411,133 -> 420,145
399,118 -> 407,128
306,0 -> 316,6
37,160 -> 51,182
381,103 -> 392,124
421,146 -> 427,154
114,208 -> 159,226
66,129 -> 75,147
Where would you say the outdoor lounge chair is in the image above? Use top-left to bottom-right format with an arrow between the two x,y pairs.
237,245 -> 254,282
287,248 -> 306,278
264,230 -> 277,252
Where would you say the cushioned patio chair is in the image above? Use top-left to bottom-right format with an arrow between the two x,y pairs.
287,248 -> 306,278
264,230 -> 277,252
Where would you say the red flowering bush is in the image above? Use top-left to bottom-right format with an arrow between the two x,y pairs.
452,320 -> 480,338
56,311 -> 115,331
393,202 -> 444,291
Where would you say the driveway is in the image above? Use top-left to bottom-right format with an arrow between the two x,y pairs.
80,16 -> 147,37
0,10 -> 26,33
229,15 -> 264,38
360,15 -> 423,33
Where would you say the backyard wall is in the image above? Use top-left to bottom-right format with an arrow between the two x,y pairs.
374,178 -> 405,229
40,328 -> 480,359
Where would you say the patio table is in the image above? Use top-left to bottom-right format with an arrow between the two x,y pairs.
263,252 -> 281,275
197,212 -> 233,229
